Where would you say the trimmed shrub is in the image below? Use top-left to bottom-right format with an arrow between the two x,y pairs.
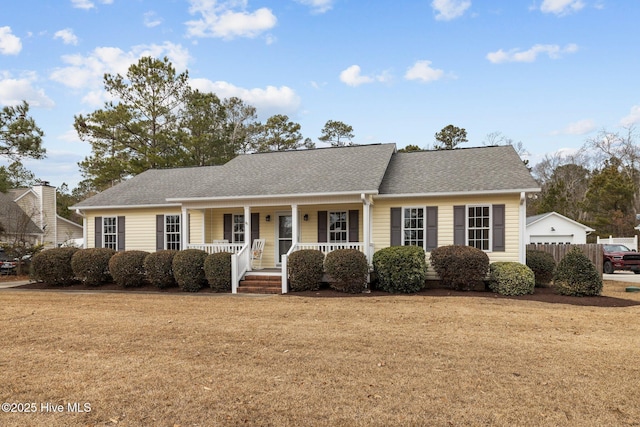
553,247 -> 603,296
526,250 -> 556,287
324,249 -> 368,293
205,252 -> 232,292
173,249 -> 208,292
488,262 -> 535,296
429,245 -> 490,291
109,250 -> 149,287
71,248 -> 116,286
31,247 -> 79,285
372,246 -> 428,293
144,250 -> 178,289
288,249 -> 325,292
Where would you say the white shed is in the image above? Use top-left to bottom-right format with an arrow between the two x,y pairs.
526,212 -> 594,244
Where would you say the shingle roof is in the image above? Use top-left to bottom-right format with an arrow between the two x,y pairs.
73,144 -> 397,208
378,145 -> 540,195
0,192 -> 43,235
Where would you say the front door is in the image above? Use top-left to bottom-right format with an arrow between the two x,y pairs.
276,213 -> 292,265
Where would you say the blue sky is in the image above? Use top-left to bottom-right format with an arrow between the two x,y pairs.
1,0 -> 638,189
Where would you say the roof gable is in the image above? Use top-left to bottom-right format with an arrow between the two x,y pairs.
0,192 -> 43,236
526,211 -> 594,231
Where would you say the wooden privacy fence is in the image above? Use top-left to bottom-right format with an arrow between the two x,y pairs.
526,243 -> 603,277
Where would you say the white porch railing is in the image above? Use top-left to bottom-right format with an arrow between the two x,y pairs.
295,242 -> 365,255
188,243 -> 245,254
231,243 -> 250,294
281,242 -> 367,294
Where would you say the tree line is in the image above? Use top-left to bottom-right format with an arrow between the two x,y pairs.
528,127 -> 640,238
2,56 -> 639,239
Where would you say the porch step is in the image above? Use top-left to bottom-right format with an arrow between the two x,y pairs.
238,274 -> 282,294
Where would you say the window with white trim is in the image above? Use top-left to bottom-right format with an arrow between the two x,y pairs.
403,207 -> 424,247
165,215 -> 181,250
103,217 -> 117,250
233,214 -> 245,243
467,205 -> 490,250
329,211 -> 348,242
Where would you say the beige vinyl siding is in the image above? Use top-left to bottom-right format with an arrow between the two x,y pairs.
56,217 -> 82,245
188,209 -> 203,245
85,208 -> 181,252
372,193 -> 522,263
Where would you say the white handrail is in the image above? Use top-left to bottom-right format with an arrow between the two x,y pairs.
231,243 -> 250,294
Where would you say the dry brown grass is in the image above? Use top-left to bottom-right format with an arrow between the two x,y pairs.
1,285 -> 639,426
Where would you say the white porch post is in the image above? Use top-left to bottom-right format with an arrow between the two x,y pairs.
182,207 -> 189,250
363,196 -> 371,264
244,206 -> 251,272
291,204 -> 299,244
519,192 -> 526,264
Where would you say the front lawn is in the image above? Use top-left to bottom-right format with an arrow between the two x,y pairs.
1,288 -> 639,426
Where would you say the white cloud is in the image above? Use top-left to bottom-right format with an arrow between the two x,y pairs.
50,42 -> 191,91
0,72 -> 54,108
190,78 -> 301,117
486,43 -> 578,63
54,28 -> 79,45
70,0 -> 112,9
620,105 -> 640,127
339,65 -> 389,87
0,26 -> 22,55
539,0 -> 585,16
431,0 -> 471,21
186,0 -> 277,40
144,11 -> 163,28
551,119 -> 596,135
404,60 -> 444,83
295,0 -> 334,14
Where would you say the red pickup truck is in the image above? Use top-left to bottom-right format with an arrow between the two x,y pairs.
603,244 -> 640,274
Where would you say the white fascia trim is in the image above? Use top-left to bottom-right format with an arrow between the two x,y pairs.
375,188 -> 541,199
70,203 -> 182,211
166,190 -> 380,203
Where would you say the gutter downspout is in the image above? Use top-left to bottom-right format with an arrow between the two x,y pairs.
361,193 -> 372,264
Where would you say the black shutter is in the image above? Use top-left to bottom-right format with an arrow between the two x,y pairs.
318,211 -> 327,243
390,207 -> 401,246
94,217 -> 102,248
156,215 -> 164,251
348,210 -> 359,242
454,206 -> 465,245
251,213 -> 260,243
426,207 -> 438,251
117,216 -> 125,251
492,204 -> 505,252
223,214 -> 232,242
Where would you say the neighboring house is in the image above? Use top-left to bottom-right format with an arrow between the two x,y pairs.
8,182 -> 83,248
0,191 -> 44,245
526,211 -> 594,244
72,144 -> 540,292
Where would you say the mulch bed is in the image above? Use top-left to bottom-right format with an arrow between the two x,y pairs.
8,280 -> 640,307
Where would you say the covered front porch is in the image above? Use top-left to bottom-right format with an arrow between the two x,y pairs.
180,194 -> 374,293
